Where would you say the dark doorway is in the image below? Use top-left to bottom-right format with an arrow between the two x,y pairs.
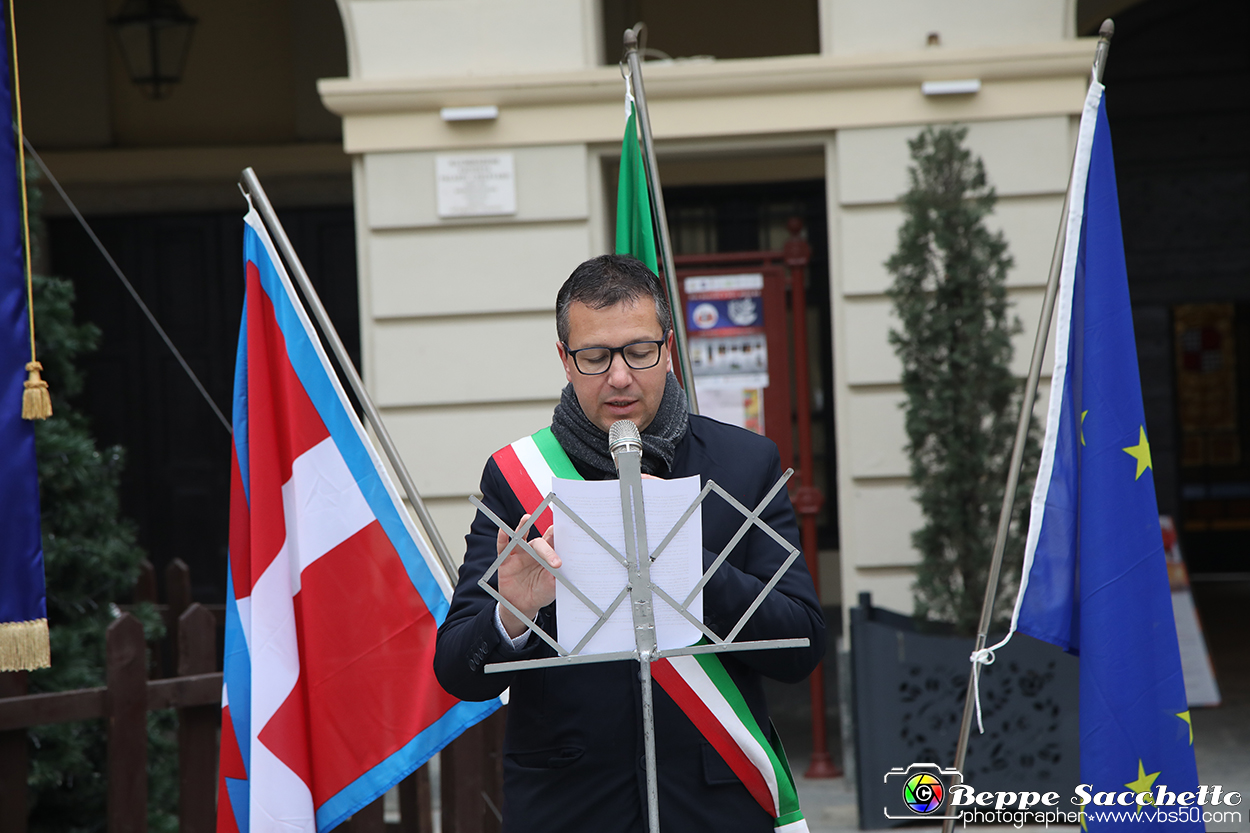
663,179 -> 839,549
1098,0 -> 1250,576
47,207 -> 360,603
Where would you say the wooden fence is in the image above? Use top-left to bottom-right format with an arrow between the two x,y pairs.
0,559 -> 504,833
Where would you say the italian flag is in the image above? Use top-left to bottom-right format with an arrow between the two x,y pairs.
616,88 -> 659,274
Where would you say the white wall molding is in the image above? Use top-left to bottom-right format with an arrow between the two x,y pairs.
320,41 -> 1096,154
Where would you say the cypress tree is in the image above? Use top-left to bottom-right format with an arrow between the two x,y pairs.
885,126 -> 1039,636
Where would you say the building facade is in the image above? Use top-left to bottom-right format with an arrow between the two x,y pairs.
27,0 -> 1244,639
321,0 -> 1092,626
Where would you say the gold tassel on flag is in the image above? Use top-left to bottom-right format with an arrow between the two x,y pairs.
0,618 -> 50,671
23,360 -> 50,419
10,0 -> 48,421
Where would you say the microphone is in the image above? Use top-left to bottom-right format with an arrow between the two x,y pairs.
608,419 -> 642,473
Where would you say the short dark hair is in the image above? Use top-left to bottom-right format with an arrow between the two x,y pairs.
556,254 -> 673,344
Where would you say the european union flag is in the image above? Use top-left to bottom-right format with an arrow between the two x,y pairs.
1010,81 -> 1202,829
0,8 -> 48,672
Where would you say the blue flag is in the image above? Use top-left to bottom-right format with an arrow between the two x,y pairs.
0,7 -> 48,671
1009,81 -> 1202,828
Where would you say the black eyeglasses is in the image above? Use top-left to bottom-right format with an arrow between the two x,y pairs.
563,337 -> 667,375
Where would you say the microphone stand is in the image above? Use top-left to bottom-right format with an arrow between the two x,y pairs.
472,421 -> 810,833
611,422 -> 662,833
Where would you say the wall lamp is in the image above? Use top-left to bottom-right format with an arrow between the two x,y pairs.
109,0 -> 197,100
440,105 -> 500,122
921,79 -> 982,96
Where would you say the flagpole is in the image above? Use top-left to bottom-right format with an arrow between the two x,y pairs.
622,25 -> 699,415
940,21 -> 1113,833
238,167 -> 460,586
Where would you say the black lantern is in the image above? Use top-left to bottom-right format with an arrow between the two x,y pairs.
108,0 -> 197,100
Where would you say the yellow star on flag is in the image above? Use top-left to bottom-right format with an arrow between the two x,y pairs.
1079,806 -> 1087,832
1177,710 -> 1193,745
1123,426 -> 1152,479
1125,759 -> 1161,814
1081,410 -> 1088,446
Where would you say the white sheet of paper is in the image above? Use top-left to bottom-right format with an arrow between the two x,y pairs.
551,475 -> 703,656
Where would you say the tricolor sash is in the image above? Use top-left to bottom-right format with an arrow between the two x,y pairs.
491,428 -> 807,831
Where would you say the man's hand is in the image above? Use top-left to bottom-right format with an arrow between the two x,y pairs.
497,514 -> 561,639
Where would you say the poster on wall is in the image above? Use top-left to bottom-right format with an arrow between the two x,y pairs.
1173,303 -> 1239,468
684,274 -> 768,434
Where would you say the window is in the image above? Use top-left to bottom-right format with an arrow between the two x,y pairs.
602,0 -> 820,65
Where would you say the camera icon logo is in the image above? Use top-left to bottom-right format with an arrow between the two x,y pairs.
883,763 -> 962,820
903,771 -> 945,814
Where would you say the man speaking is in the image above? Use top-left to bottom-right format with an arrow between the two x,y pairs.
434,254 -> 826,832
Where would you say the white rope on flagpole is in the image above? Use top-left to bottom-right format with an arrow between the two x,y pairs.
967,73 -> 1107,737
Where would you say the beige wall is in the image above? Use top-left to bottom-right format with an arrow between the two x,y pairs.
332,0 -> 607,547
326,2 -> 1094,603
338,0 -> 600,79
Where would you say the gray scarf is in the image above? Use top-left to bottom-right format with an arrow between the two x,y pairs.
551,372 -> 689,477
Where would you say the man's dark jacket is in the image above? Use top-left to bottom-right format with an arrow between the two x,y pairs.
434,415 -> 826,832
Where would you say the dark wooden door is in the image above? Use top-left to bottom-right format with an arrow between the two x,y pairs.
1103,0 -> 1250,573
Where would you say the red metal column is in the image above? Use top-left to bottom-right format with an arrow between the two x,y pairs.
785,218 -> 841,779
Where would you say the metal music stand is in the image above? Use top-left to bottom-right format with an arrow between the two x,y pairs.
469,430 -> 809,833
